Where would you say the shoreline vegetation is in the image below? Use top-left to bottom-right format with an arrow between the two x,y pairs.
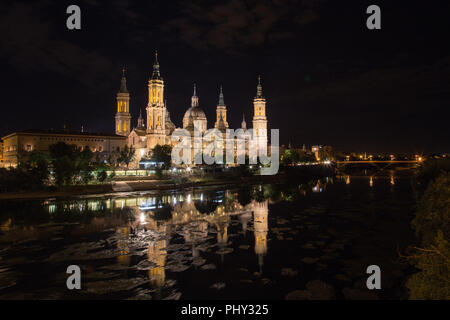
404,159 -> 450,299
0,173 -> 287,201
0,164 -> 334,201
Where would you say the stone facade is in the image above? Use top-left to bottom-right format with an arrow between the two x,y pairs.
127,52 -> 269,167
0,130 -> 126,168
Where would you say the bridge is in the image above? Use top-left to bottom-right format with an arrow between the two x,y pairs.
335,160 -> 421,175
336,160 -> 420,164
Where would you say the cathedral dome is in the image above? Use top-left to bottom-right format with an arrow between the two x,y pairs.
183,84 -> 207,132
183,106 -> 206,121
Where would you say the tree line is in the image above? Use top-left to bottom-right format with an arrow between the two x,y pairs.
0,142 -> 137,192
406,158 -> 450,299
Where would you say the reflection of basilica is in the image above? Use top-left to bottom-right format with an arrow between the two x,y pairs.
43,188 -> 271,289
147,239 -> 167,288
253,201 -> 268,272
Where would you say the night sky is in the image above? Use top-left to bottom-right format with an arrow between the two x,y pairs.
0,0 -> 449,154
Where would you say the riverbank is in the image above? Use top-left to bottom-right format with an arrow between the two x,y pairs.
0,173 -> 287,200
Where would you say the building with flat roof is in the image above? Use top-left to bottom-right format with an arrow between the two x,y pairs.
0,130 -> 126,168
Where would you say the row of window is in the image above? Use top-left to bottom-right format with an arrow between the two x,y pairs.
37,137 -> 106,142
4,145 -> 17,152
4,145 -> 106,153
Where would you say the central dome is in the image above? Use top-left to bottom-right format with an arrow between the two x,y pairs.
184,106 -> 206,121
183,84 -> 207,132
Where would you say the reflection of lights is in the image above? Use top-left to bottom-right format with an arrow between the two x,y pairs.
187,194 -> 191,203
49,204 -> 56,213
173,197 -> 177,205
200,193 -> 204,201
345,176 -> 350,184
140,212 -> 146,224
369,177 -> 373,187
390,176 -> 395,185
139,205 -> 156,210
186,167 -> 192,172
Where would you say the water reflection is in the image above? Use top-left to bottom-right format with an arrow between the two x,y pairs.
0,175 -> 406,299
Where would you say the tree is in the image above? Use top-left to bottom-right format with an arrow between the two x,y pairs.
77,147 -> 94,184
150,144 -> 172,169
25,151 -> 51,188
406,173 -> 450,299
49,142 -> 78,187
49,142 -> 95,186
117,145 -> 136,168
281,149 -> 300,166
298,152 -> 316,163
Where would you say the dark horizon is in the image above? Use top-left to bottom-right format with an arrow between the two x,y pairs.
1,0 -> 449,154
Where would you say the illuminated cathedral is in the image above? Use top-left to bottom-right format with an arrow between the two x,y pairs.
115,52 -> 268,164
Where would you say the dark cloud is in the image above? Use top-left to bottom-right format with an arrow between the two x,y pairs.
0,2 -> 115,89
163,0 -> 320,52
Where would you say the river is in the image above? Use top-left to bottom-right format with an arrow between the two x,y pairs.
0,175 -> 416,299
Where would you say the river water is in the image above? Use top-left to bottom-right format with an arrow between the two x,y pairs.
0,175 -> 416,300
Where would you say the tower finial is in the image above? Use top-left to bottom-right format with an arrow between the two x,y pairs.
119,67 -> 128,93
218,85 -> 225,106
151,50 -> 161,80
256,75 -> 263,98
191,83 -> 199,107
241,113 -> 247,130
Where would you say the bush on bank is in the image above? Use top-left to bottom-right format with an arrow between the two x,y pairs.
406,171 -> 450,299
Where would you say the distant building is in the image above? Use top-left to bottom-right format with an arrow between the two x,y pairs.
0,130 -> 126,168
311,145 -> 321,161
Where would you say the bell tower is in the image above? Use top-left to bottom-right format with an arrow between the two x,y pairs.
146,51 -> 167,149
252,75 -> 268,150
115,68 -> 131,136
214,86 -> 229,129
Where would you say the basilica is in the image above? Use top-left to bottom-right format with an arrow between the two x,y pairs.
115,52 -> 268,165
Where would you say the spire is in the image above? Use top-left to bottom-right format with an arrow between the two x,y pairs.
191,83 -> 199,107
256,75 -> 263,98
119,67 -> 128,93
217,112 -> 226,132
137,109 -> 145,129
241,113 -> 247,130
151,50 -> 161,80
218,85 -> 225,106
